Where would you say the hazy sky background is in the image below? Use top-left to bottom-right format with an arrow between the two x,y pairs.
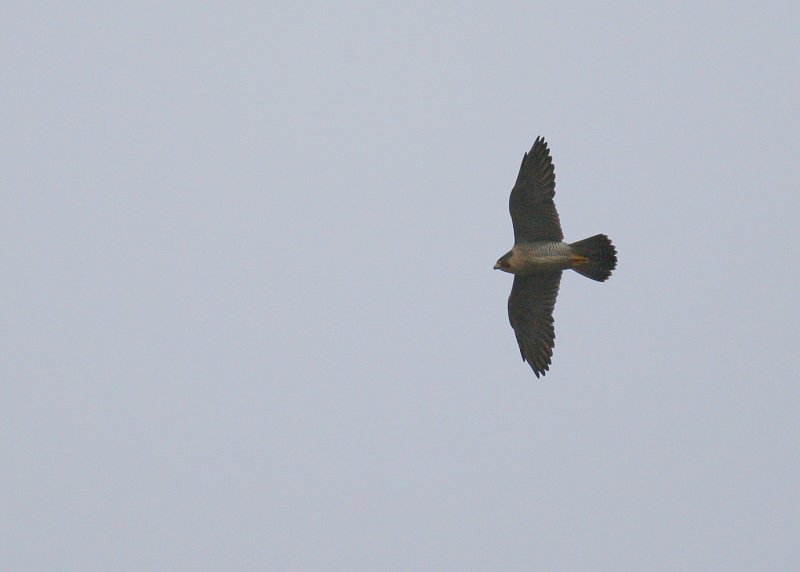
3,2 -> 798,570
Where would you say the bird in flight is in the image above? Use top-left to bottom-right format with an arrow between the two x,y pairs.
494,137 -> 617,378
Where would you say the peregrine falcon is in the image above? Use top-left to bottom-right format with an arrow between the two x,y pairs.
494,137 -> 617,378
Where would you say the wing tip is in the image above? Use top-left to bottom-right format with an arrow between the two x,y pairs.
530,361 -> 549,378
523,351 -> 552,379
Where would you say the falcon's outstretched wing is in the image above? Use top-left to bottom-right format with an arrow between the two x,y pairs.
508,273 -> 562,378
509,137 -> 563,242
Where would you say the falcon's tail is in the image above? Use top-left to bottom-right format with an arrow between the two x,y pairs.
570,234 -> 617,282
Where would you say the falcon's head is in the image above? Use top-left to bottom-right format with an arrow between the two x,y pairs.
493,251 -> 513,273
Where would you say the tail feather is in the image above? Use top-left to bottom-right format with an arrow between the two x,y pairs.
570,234 -> 617,282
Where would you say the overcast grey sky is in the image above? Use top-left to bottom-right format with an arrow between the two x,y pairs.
3,2 -> 798,570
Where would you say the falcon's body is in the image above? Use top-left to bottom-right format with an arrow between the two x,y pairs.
498,242 -> 575,274
494,137 -> 617,378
